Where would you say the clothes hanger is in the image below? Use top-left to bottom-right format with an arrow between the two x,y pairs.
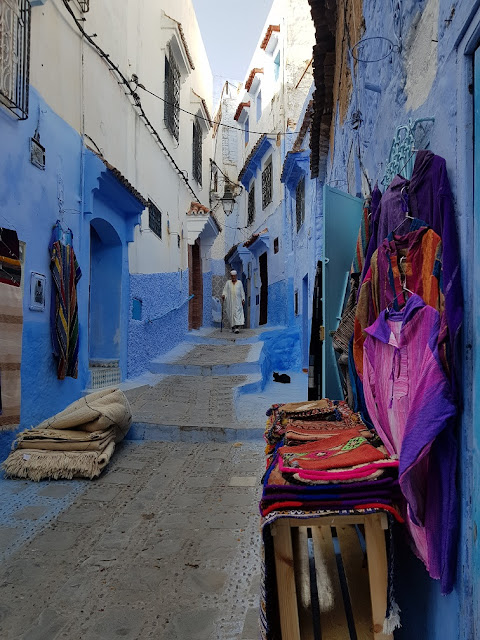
386,257 -> 414,313
391,184 -> 414,234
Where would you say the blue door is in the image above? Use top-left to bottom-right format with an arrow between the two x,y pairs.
322,186 -> 362,399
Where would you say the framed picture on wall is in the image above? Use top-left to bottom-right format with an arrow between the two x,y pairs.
29,272 -> 46,311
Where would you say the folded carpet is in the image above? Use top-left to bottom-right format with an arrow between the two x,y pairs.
1,388 -> 131,480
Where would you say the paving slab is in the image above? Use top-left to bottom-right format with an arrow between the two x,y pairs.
0,441 -> 264,640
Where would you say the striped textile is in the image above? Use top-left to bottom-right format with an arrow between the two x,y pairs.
353,221 -> 443,378
351,200 -> 371,275
49,226 -> 82,380
0,228 -> 23,430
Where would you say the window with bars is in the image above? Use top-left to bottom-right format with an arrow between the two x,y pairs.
0,0 -> 31,120
244,116 -> 249,146
164,45 -> 180,140
296,176 -> 305,231
247,183 -> 255,226
75,0 -> 89,11
192,116 -> 202,185
148,201 -> 162,239
262,159 -> 272,210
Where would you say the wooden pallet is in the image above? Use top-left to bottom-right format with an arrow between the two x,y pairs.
271,513 -> 393,640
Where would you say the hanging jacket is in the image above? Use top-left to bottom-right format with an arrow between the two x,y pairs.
354,221 -> 444,378
361,151 -> 463,392
363,295 -> 458,594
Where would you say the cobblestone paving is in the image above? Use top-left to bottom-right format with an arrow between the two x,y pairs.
207,329 -> 258,341
175,344 -> 252,366
0,441 -> 264,640
127,375 -> 247,427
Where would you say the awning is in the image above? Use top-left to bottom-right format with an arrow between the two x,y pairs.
186,202 -> 221,245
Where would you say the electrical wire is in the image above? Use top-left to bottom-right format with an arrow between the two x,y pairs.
137,84 -> 297,136
210,159 -> 243,190
61,0 -> 199,201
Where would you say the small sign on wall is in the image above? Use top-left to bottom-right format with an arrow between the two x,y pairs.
29,272 -> 46,311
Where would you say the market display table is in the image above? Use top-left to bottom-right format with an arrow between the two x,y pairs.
271,511 -> 392,640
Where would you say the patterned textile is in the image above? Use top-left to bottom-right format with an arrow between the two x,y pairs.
351,198 -> 372,275
264,399 -> 364,453
353,221 -> 444,378
0,228 -> 23,430
278,429 -> 390,473
49,224 -> 82,380
363,295 -> 458,594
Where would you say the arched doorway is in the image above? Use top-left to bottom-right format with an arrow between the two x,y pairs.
89,219 -> 122,363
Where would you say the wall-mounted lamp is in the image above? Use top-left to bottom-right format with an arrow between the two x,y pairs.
221,181 -> 236,216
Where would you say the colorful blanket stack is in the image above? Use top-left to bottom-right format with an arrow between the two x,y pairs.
261,399 -> 402,522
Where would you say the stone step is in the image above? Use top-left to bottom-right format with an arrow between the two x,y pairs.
184,325 -> 286,346
148,341 -> 264,376
126,422 -> 264,443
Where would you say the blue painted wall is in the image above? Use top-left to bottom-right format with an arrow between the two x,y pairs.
318,1 -> 480,636
202,270 -> 213,327
0,87 -> 142,439
128,270 -> 190,377
267,279 -> 287,326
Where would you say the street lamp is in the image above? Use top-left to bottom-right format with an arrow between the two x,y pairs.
221,181 -> 236,216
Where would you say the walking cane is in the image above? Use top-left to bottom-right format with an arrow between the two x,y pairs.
221,297 -> 224,332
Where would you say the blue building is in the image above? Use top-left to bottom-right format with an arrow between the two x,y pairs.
0,0 -> 216,452
303,0 -> 480,636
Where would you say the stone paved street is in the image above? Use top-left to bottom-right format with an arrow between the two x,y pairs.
126,375 -> 247,428
0,331 -> 307,640
0,440 -> 265,640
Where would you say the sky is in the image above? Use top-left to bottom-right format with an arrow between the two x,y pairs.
191,0 -> 274,105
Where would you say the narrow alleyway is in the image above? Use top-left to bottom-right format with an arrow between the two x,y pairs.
0,330 -> 307,640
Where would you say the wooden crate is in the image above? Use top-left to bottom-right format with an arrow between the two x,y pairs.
271,513 -> 393,640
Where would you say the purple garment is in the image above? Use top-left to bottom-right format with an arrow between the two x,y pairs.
361,152 -> 463,392
363,295 -> 458,593
362,183 -> 383,280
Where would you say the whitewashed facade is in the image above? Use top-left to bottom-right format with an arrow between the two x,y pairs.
210,0 -> 315,331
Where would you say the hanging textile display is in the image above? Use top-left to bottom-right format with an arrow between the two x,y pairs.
344,150 -> 463,595
0,228 -> 23,430
363,295 -> 457,593
360,151 -> 463,392
49,222 -> 82,380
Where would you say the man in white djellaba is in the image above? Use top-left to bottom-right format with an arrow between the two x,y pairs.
222,270 -> 245,334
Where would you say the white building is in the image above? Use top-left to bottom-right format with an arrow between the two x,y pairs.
0,0 -> 217,428
210,0 -> 315,333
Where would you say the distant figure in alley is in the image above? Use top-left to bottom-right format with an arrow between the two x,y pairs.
222,270 -> 245,334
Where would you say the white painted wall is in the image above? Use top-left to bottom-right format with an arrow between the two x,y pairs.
29,0 -> 213,274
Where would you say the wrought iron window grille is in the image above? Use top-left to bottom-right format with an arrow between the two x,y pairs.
262,160 -> 272,210
192,116 -> 202,185
0,0 -> 31,120
247,183 -> 255,226
296,176 -> 305,232
75,0 -> 89,12
164,45 -> 180,141
148,200 -> 162,239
